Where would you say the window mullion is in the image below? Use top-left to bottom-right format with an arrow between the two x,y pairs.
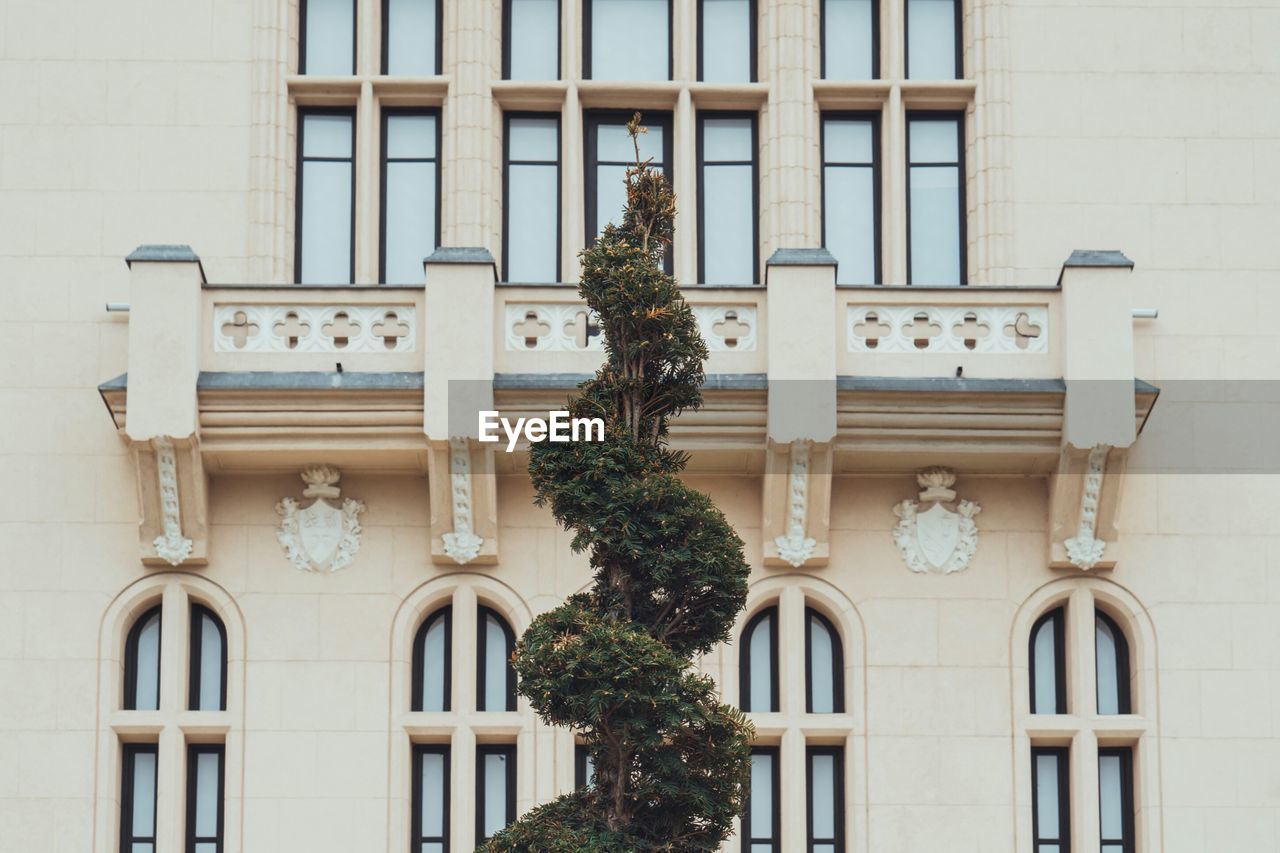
159,585 -> 189,715
356,81 -> 378,283
451,587 -> 479,717
1071,728 -> 1101,849
451,725 -> 478,849
1067,588 -> 1096,718
883,87 -> 907,284
777,587 -> 805,716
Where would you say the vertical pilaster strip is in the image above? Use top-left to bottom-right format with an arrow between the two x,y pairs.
250,0 -> 291,281
443,0 -> 500,247
972,0 -> 1012,284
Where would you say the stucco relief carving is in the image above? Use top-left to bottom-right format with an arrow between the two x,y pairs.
848,305 -> 1049,353
276,465 -> 365,573
892,468 -> 981,574
441,437 -> 484,564
693,305 -> 758,351
1064,444 -> 1110,570
774,440 -> 817,567
151,437 -> 194,566
506,303 -> 759,352
214,305 -> 415,352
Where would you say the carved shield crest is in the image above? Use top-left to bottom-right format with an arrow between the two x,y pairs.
892,468 -> 981,575
276,465 -> 365,573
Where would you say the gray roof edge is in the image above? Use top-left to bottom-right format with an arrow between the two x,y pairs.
197,371 -> 425,390
838,376 -> 1068,393
1062,249 -> 1135,270
125,244 -> 206,281
425,247 -> 497,265
766,248 -> 838,267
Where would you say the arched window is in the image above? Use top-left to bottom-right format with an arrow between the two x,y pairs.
412,607 -> 453,712
1029,606 -> 1066,714
124,605 -> 162,711
477,606 -> 516,712
1095,610 -> 1131,715
740,607 -> 778,713
805,607 -> 844,714
188,604 -> 227,711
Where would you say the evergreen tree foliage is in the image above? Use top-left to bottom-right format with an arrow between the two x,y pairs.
482,114 -> 753,852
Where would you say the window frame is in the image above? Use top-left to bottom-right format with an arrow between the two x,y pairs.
380,0 -> 444,76
739,606 -> 779,714
378,106 -> 442,285
476,606 -> 517,712
184,743 -> 226,853
574,743 -> 594,789
1095,609 -> 1132,715
299,0 -> 358,75
820,0 -> 881,81
582,109 -> 675,274
819,110 -> 882,286
188,604 -> 228,712
804,607 -> 845,714
904,109 -> 967,286
695,110 -> 760,285
295,106 -> 358,285
696,0 -> 758,83
742,746 -> 781,852
411,606 -> 453,713
1029,605 -> 1068,715
123,604 -> 162,711
582,0 -> 674,81
502,0 -> 562,80
903,0 -> 963,81
1031,745 -> 1071,853
120,743 -> 159,853
805,745 -> 845,853
411,744 -> 451,853
503,111 -> 563,283
1098,746 -> 1136,853
475,744 -> 518,844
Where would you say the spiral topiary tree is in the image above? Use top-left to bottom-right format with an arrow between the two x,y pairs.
481,114 -> 754,852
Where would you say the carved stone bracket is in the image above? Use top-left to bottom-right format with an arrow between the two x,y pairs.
131,435 -> 208,566
763,439 -> 831,568
428,438 -> 498,565
1050,443 -> 1126,571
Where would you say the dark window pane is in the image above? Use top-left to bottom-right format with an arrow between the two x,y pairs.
743,748 -> 779,851
807,747 -> 844,850
298,112 -> 354,284
125,607 -> 161,711
907,116 -> 963,286
1098,747 -> 1135,851
381,112 -> 438,284
906,0 -> 958,79
506,116 -> 560,282
412,746 -> 450,849
476,746 -> 516,842
303,0 -> 354,75
478,608 -> 515,711
508,0 -> 559,80
189,605 -> 226,711
806,609 -> 844,713
1030,607 -> 1065,714
699,116 -> 756,284
701,0 -> 752,82
185,745 -> 224,853
822,117 -> 877,284
1096,612 -> 1131,715
385,0 -> 439,75
824,0 -> 874,79
413,608 -> 451,712
741,608 -> 777,712
1031,747 -> 1070,850
590,0 -> 669,80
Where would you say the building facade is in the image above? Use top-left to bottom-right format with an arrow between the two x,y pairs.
2,0 -> 1279,851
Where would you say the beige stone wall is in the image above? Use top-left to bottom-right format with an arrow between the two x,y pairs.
1,1 -> 1279,852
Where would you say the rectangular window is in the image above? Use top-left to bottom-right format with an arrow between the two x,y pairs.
697,113 -> 758,284
504,0 -> 560,80
906,112 -> 965,285
121,744 -> 158,853
382,0 -> 441,75
476,745 -> 517,843
806,746 -> 844,853
301,0 -> 355,75
1099,748 -> 1136,853
1031,746 -> 1070,853
822,0 -> 877,80
905,0 -> 960,80
822,114 -> 880,285
185,744 -> 225,853
412,745 -> 450,853
586,0 -> 671,81
584,111 -> 673,270
504,114 -> 561,282
574,744 -> 594,789
743,747 -> 780,852
380,110 -> 439,284
296,109 -> 356,284
699,0 -> 755,82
